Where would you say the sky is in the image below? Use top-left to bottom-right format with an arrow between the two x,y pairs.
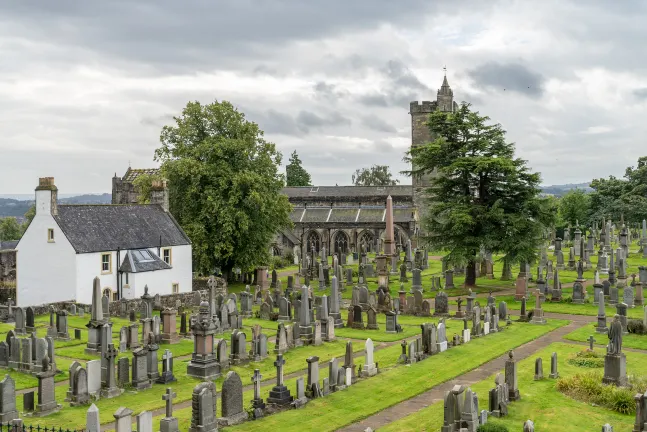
2,0 -> 647,194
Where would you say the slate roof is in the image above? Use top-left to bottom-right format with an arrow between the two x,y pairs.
122,168 -> 161,182
282,185 -> 412,199
119,249 -> 171,273
0,241 -> 18,252
54,204 -> 191,253
289,206 -> 415,224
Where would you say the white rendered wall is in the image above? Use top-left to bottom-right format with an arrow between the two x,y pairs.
75,251 -> 119,304
16,190 -> 77,307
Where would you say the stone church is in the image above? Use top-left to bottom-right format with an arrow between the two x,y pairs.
112,74 -> 458,262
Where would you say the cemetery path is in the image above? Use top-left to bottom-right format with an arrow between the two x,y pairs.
338,319 -> 588,432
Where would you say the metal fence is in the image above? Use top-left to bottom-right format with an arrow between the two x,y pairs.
0,424 -> 82,432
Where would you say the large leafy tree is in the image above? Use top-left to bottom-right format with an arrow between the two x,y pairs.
406,102 -> 554,287
154,100 -> 293,278
285,150 -> 312,186
0,217 -> 21,241
559,189 -> 592,228
352,165 -> 399,186
589,156 -> 647,224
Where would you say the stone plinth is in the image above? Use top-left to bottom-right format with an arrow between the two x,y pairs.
602,353 -> 627,386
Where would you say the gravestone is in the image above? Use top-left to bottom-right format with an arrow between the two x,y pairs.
505,351 -> 520,401
188,382 -> 218,432
158,349 -> 176,384
117,357 -> 129,386
603,315 -> 627,386
534,358 -> 543,380
0,375 -> 18,421
219,371 -> 247,426
549,352 -> 559,378
131,347 -> 151,390
35,356 -> 61,416
434,292 -> 449,316
267,354 -> 292,405
87,360 -> 101,396
361,338 -> 378,377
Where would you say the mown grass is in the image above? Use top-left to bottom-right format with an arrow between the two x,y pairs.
380,342 -> 647,432
564,322 -> 647,350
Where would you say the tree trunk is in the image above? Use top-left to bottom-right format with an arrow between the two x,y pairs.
465,259 -> 477,287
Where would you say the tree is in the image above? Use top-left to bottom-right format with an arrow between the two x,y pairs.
285,150 -> 312,186
406,103 -> 554,287
133,173 -> 164,204
352,165 -> 399,186
154,100 -> 293,278
558,189 -> 592,228
21,205 -> 35,234
0,217 -> 21,241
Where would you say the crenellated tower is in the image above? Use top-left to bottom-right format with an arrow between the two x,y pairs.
409,70 -> 459,235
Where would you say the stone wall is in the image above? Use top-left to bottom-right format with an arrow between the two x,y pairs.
0,250 -> 16,285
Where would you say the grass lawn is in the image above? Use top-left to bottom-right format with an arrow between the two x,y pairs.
381,341 -> 642,432
564,322 -> 647,350
196,319 -> 570,432
496,294 -> 645,319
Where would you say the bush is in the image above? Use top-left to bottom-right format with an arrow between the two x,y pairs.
477,423 -> 509,432
556,371 -> 641,415
567,350 -> 605,368
628,319 -> 647,335
270,255 -> 291,270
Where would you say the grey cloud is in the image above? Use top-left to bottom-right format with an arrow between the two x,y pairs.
361,115 -> 397,133
467,62 -> 545,98
633,88 -> 647,100
357,94 -> 390,107
355,60 -> 430,108
382,60 -> 428,91
312,82 -> 350,103
374,140 -> 395,152
140,114 -> 174,127
296,111 -> 351,129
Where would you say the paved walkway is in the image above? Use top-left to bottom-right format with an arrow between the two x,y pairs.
339,319 -> 588,432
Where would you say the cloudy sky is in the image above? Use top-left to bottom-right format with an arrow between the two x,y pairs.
1,0 -> 647,194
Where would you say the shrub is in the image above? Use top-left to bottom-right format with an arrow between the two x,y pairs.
557,371 -> 640,415
270,255 -> 290,270
628,319 -> 647,334
567,350 -> 605,368
477,423 -> 509,432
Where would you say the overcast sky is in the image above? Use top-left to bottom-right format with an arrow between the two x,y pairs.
2,0 -> 647,194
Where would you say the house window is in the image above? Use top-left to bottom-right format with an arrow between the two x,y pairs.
172,283 -> 179,294
162,248 -> 172,265
47,229 -> 55,242
101,253 -> 112,273
125,273 -> 129,285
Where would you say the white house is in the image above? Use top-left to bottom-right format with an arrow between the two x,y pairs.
16,177 -> 193,306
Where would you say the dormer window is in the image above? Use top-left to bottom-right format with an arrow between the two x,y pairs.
47,229 -> 55,243
133,249 -> 154,262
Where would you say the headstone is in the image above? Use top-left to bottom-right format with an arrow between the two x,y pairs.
268,354 -> 293,405
160,387 -> 179,432
361,338 -> 378,377
188,382 -> 218,432
0,375 -> 18,421
549,352 -> 559,378
505,351 -> 520,401
219,371 -> 247,426
534,358 -> 543,380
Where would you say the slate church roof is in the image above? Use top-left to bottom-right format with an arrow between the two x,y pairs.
283,185 -> 413,200
119,249 -> 171,273
54,204 -> 191,253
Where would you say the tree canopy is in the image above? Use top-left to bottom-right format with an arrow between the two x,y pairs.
154,100 -> 293,276
285,150 -> 312,186
0,217 -> 21,241
558,189 -> 592,229
406,102 -> 555,286
352,165 -> 399,186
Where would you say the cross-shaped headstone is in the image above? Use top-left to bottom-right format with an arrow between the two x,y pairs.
163,349 -> 173,372
252,369 -> 263,401
162,387 -> 176,418
588,335 -> 596,351
274,354 -> 286,386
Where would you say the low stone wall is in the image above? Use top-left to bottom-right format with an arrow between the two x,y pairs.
8,276 -> 227,316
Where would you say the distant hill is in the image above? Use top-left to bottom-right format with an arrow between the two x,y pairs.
541,182 -> 593,197
0,193 -> 112,219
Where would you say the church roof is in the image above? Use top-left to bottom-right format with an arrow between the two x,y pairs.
54,204 -> 191,253
283,185 -> 412,199
122,168 -> 161,182
289,206 -> 415,224
119,249 -> 171,273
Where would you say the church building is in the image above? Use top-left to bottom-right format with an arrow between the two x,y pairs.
111,74 -> 458,262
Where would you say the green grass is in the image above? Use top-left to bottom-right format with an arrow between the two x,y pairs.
496,294 -> 645,319
381,342 -> 642,432
210,319 -> 569,432
564,322 -> 647,350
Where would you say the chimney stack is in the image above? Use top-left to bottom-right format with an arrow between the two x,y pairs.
35,177 -> 58,216
149,180 -> 169,212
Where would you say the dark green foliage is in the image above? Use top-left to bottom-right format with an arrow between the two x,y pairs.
589,156 -> 647,223
477,423 -> 509,432
406,103 -> 555,285
154,100 -> 293,276
285,150 -> 312,186
557,371 -> 647,414
627,319 -> 647,334
352,165 -> 399,186
0,217 -> 21,241
558,189 -> 591,228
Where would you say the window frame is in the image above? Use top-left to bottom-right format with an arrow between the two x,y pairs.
47,229 -> 55,243
162,248 -> 172,265
101,253 -> 112,274
172,283 -> 179,294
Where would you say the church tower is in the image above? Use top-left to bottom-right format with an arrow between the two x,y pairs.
409,69 -> 458,233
